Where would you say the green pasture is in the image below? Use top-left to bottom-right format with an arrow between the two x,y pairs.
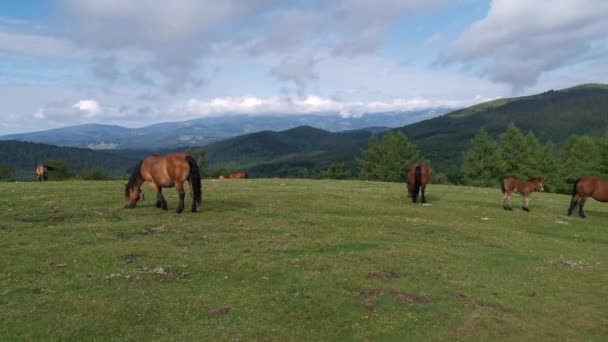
0,180 -> 606,340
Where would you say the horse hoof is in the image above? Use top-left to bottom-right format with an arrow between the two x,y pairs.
523,207 -> 530,212
176,209 -> 183,214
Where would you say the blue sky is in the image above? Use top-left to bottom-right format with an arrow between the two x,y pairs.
1,0 -> 607,134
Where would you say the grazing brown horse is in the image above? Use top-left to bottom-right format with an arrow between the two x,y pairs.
407,163 -> 429,203
125,153 -> 202,213
228,171 -> 248,179
501,177 -> 544,211
567,176 -> 608,218
35,164 -> 54,181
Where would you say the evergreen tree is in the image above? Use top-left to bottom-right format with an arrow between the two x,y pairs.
319,163 -> 352,180
46,159 -> 70,180
189,148 -> 209,178
523,131 -> 542,178
462,129 -> 500,186
535,141 -> 558,192
0,165 -> 15,181
556,135 -> 599,193
497,123 -> 528,179
358,131 -> 420,182
597,130 -> 608,177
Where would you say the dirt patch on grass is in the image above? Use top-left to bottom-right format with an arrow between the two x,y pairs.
391,291 -> 430,306
366,271 -> 405,280
209,307 -> 231,317
456,292 -> 510,312
120,253 -> 146,264
359,288 -> 430,306
105,265 -> 188,281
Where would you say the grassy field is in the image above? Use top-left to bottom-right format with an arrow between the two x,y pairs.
1,179 -> 607,340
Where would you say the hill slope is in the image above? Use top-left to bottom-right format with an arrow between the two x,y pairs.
398,84 -> 608,176
0,140 -> 138,179
204,126 -> 372,177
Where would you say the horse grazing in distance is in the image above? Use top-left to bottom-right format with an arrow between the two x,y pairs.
125,153 -> 202,213
407,163 -> 429,203
501,177 -> 544,211
228,171 -> 249,179
35,164 -> 55,181
568,176 -> 608,218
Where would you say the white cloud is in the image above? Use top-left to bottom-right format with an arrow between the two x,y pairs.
185,95 -> 485,118
441,0 -> 608,91
73,99 -> 101,116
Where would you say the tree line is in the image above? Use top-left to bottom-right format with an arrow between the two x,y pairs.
462,123 -> 608,193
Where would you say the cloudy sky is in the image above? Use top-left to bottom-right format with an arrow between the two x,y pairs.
1,0 -> 607,134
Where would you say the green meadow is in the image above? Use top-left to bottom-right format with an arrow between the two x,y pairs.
1,179 -> 606,340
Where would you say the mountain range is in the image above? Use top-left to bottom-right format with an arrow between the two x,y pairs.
1,83 -> 607,181
0,110 -> 447,150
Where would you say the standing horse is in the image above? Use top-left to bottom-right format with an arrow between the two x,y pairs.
501,177 -> 544,211
124,153 -> 202,213
407,163 -> 429,203
567,176 -> 608,218
228,171 -> 248,179
35,164 -> 55,181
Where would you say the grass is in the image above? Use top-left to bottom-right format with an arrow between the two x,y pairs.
1,179 -> 607,340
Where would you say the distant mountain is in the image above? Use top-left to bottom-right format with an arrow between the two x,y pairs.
204,126 -> 373,177
0,110 -> 449,150
0,140 -> 138,180
198,84 -> 608,179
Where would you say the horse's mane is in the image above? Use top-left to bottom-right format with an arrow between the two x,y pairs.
125,160 -> 143,197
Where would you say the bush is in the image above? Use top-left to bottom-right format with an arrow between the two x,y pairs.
80,168 -> 111,180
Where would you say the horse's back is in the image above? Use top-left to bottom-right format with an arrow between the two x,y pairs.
228,172 -> 248,179
141,152 -> 192,185
577,176 -> 608,201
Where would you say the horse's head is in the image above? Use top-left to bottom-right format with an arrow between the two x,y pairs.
536,178 -> 545,192
124,184 -> 142,208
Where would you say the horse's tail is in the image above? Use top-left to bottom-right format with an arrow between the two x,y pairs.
570,178 -> 581,196
186,155 -> 202,205
500,179 -> 506,194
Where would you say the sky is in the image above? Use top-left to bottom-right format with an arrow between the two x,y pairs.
1,0 -> 607,134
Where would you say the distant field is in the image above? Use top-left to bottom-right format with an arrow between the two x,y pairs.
1,180 -> 607,340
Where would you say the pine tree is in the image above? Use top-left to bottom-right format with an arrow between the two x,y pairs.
462,129 -> 500,186
358,131 -> 420,182
319,163 -> 352,180
46,159 -> 70,180
535,141 -> 557,192
597,130 -> 608,177
522,131 -> 542,178
556,135 -> 599,193
497,123 -> 528,179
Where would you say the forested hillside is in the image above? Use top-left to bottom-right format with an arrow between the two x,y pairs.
399,84 -> 608,178
0,141 -> 137,180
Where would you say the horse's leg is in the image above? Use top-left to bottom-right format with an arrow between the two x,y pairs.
506,191 -> 513,210
190,181 -> 197,213
567,194 -> 580,216
175,181 -> 185,214
502,191 -> 508,210
578,196 -> 588,218
152,184 -> 167,210
522,193 -> 530,212
421,184 -> 427,203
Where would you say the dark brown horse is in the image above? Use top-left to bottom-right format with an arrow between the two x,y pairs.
35,164 -> 54,181
501,177 -> 544,211
228,171 -> 248,179
125,153 -> 202,213
568,176 -> 608,218
407,163 -> 429,203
